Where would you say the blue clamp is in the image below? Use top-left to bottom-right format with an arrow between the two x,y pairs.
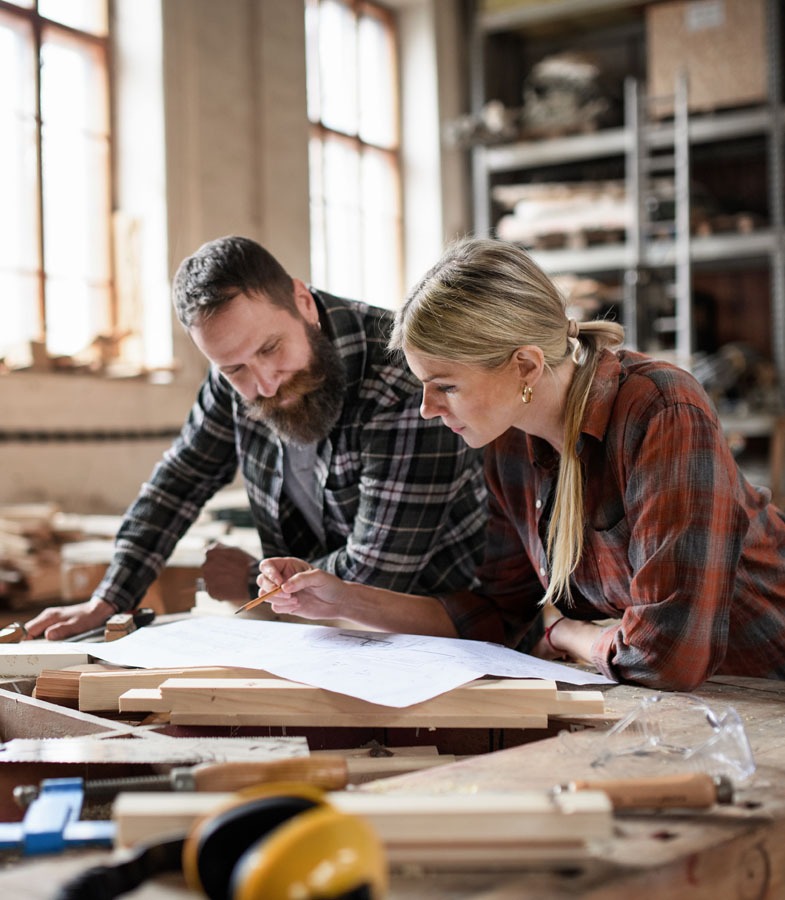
0,778 -> 115,855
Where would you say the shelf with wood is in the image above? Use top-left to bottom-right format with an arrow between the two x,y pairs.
466,0 -> 784,497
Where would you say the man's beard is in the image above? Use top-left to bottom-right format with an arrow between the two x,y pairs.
241,323 -> 347,446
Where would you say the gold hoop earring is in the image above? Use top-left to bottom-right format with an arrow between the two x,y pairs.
521,385 -> 533,404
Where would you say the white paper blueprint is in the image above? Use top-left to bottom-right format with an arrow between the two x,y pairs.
79,617 -> 613,707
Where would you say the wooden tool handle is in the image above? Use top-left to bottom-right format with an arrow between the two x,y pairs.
569,772 -> 724,809
191,755 -> 349,792
0,622 -> 27,644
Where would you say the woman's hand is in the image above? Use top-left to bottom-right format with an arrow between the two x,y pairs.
24,597 -> 116,641
257,558 -> 347,620
531,616 -> 607,665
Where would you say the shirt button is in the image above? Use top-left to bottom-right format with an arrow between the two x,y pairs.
539,566 -> 546,577
535,499 -> 542,509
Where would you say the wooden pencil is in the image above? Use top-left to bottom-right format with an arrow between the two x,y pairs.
233,584 -> 285,615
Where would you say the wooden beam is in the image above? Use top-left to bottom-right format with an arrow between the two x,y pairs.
79,666 -> 276,712
0,644 -> 90,677
142,677 -> 604,728
113,788 -> 614,864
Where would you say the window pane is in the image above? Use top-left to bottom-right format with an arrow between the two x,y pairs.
0,272 -> 38,365
358,10 -> 397,149
40,27 -> 111,356
323,137 -> 362,300
45,277 -> 109,357
306,0 -> 402,311
319,0 -> 358,136
361,149 -> 402,308
0,12 -> 40,357
305,0 -> 321,124
308,136 -> 327,287
38,0 -> 107,36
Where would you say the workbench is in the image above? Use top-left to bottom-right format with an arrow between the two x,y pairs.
0,675 -> 783,898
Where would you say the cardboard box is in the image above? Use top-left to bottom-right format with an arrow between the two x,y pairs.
646,0 -> 768,115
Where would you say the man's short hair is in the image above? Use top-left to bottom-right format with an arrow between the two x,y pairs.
173,235 -> 296,328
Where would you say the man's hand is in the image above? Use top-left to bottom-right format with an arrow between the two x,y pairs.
24,597 -> 116,641
202,542 -> 258,601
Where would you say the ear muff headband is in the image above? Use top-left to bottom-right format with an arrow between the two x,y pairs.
230,805 -> 388,900
183,783 -> 329,900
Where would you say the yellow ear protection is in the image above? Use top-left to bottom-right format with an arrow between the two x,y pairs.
55,783 -> 388,900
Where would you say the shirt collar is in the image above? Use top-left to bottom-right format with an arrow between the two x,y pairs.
577,350 -> 623,449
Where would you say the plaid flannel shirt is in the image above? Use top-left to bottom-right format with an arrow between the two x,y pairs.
439,350 -> 785,690
96,289 -> 487,611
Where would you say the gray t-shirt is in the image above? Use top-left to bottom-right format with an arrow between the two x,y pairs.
282,442 -> 325,545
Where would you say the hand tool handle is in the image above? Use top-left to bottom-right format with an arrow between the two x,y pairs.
568,772 -> 730,809
191,755 -> 349,792
0,622 -> 27,644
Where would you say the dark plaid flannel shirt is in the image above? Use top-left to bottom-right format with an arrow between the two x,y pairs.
96,289 -> 487,612
439,350 -> 785,691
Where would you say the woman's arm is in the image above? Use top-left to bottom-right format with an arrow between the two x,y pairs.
532,616 -> 610,664
258,558 -> 459,636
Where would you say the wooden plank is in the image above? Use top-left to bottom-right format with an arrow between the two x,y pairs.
0,643 -> 90,677
78,665 -> 277,712
158,678 -> 588,728
551,689 -> 605,715
169,709 -> 549,729
112,789 -> 613,861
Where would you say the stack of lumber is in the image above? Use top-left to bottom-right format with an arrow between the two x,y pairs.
0,500 -> 262,611
0,503 -> 79,607
33,662 -> 121,708
77,665 -> 277,714
493,180 -> 630,249
101,674 -> 604,728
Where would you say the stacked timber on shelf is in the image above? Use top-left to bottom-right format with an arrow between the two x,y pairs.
0,492 -> 264,614
0,503 -> 82,608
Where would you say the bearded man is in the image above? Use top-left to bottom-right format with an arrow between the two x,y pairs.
28,236 -> 487,639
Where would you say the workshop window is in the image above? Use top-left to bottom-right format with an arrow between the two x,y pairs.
0,0 -> 113,369
306,0 -> 403,310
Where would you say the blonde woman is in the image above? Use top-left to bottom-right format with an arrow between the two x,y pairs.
255,238 -> 785,691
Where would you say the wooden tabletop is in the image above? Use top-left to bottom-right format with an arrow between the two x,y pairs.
0,675 -> 783,898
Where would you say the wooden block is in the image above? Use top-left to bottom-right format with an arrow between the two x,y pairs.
118,688 -> 171,713
551,690 -> 606,715
78,666 -> 277,712
159,677 -> 599,729
104,613 -> 136,642
113,789 -> 614,863
33,663 -> 121,708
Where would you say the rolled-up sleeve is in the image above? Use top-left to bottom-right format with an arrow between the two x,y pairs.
590,402 -> 747,690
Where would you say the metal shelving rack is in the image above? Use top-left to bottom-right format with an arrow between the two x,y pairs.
468,0 -> 785,400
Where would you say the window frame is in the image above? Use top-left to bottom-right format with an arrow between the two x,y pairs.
0,0 -> 115,363
305,0 -> 404,309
